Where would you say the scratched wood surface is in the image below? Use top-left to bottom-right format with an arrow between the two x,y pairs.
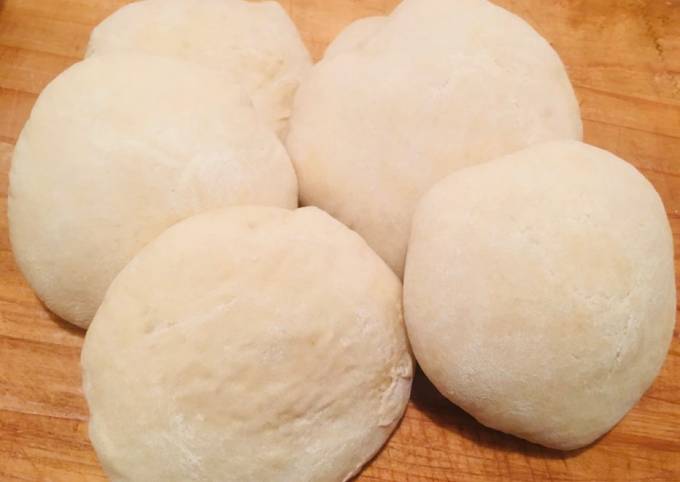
1,0 -> 679,481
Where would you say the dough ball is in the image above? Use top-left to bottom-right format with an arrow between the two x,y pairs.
82,206 -> 413,482
404,141 -> 676,450
324,16 -> 385,58
9,54 -> 297,328
287,0 -> 582,276
87,0 -> 312,137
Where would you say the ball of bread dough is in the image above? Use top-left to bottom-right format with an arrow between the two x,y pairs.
324,16 -> 385,58
287,0 -> 582,277
82,206 -> 413,482
404,141 -> 676,450
87,0 -> 312,137
8,54 -> 297,329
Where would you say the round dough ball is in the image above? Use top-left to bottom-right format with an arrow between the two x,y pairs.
87,0 -> 312,137
287,0 -> 582,277
82,206 -> 413,482
404,141 -> 676,450
324,16 -> 385,58
9,54 -> 297,328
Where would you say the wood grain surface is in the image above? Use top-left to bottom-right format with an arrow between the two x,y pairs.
1,0 -> 679,481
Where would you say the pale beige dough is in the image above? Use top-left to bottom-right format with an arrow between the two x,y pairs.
9,54 -> 297,328
287,0 -> 582,276
324,16 -> 385,58
404,141 -> 676,450
82,206 -> 413,482
87,0 -> 312,137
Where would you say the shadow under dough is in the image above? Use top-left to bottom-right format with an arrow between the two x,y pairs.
42,301 -> 86,336
409,366 -> 594,460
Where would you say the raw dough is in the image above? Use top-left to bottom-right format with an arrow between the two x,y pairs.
324,17 -> 385,58
404,141 -> 676,450
9,54 -> 297,328
287,0 -> 582,276
82,206 -> 413,482
87,0 -> 312,137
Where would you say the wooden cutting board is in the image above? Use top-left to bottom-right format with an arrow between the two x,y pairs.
1,1 -> 679,480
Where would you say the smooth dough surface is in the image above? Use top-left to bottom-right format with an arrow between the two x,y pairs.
87,0 -> 312,137
287,0 -> 582,276
82,206 -> 413,482
324,16 -> 385,58
9,54 -> 297,328
404,141 -> 676,450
